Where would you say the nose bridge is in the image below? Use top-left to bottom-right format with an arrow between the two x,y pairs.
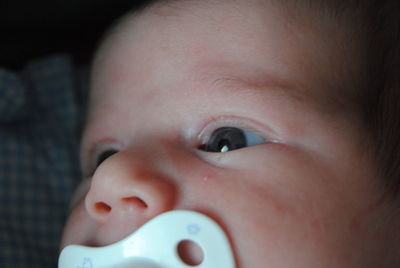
85,147 -> 176,224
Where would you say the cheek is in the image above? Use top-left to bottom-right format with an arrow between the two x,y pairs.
209,145 -> 380,266
60,202 -> 96,250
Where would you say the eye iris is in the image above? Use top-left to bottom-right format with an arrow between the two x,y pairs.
205,127 -> 246,152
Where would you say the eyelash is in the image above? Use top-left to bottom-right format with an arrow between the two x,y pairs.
86,119 -> 274,173
198,126 -> 266,152
86,142 -> 121,176
196,117 -> 275,153
95,149 -> 119,168
85,149 -> 119,177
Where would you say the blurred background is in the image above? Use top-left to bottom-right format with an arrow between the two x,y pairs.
0,0 -> 149,69
0,1 -> 151,267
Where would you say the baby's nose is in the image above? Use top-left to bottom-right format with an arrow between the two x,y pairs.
84,150 -> 176,227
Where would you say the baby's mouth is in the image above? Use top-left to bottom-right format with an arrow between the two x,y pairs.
58,210 -> 236,268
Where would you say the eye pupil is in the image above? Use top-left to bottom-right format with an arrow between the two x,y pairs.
96,149 -> 118,167
205,127 -> 246,152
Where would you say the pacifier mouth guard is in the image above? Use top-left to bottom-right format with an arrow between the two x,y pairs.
58,210 -> 236,268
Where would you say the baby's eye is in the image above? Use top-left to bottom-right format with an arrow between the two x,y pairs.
95,149 -> 119,168
201,127 -> 265,153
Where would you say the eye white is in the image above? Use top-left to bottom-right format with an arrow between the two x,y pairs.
242,129 -> 265,146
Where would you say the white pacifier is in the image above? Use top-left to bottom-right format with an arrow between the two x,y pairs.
58,210 -> 236,268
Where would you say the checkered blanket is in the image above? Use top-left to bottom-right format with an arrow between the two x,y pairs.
0,55 -> 87,267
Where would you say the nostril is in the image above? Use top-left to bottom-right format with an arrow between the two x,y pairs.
94,202 -> 112,214
122,196 -> 148,209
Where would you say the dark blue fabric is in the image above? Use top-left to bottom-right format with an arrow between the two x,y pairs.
0,55 -> 87,267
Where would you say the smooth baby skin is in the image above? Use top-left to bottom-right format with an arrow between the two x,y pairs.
61,1 -> 400,267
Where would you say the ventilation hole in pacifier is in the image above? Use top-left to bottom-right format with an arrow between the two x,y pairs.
177,240 -> 204,266
94,202 -> 112,214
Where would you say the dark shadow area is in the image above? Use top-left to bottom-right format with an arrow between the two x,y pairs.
0,0 -> 149,69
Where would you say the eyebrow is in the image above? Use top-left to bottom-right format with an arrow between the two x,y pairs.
206,74 -> 346,116
210,75 -> 307,103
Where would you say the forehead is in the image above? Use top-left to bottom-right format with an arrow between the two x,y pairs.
90,0 -> 357,118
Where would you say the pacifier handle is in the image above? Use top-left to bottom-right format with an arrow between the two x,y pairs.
59,210 -> 236,268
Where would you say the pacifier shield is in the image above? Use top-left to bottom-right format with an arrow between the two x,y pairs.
59,210 -> 236,268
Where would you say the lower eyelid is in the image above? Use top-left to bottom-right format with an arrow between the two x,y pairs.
195,143 -> 266,167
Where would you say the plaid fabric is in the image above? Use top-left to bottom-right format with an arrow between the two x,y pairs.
0,55 -> 87,268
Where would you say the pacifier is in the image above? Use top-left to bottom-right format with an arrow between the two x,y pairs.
58,210 -> 236,268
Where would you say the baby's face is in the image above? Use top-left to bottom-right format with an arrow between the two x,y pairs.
61,1 -> 399,267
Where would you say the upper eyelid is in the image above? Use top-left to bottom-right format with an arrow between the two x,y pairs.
195,116 -> 280,146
